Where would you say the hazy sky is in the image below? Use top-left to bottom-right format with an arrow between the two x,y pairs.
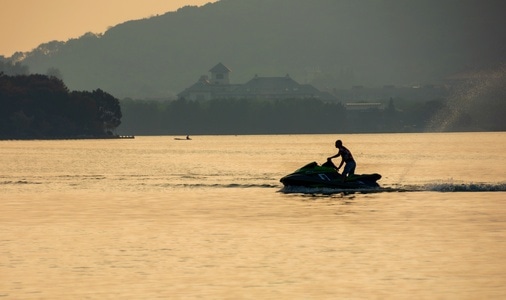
0,0 -> 217,57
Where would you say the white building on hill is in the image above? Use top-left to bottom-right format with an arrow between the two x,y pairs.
178,63 -> 335,101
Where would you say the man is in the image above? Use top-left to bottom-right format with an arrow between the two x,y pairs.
327,140 -> 356,177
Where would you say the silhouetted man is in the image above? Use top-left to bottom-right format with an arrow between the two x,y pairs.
327,140 -> 356,177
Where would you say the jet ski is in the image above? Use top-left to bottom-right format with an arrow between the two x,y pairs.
280,161 -> 381,189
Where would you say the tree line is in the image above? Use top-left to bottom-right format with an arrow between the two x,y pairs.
119,98 -> 346,135
118,96 -> 501,136
0,73 -> 122,139
2,55 -> 503,137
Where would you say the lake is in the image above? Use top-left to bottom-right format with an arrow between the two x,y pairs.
1,132 -> 505,299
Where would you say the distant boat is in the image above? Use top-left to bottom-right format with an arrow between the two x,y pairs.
174,135 -> 192,140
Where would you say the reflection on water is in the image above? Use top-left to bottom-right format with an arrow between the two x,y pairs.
1,133 -> 505,299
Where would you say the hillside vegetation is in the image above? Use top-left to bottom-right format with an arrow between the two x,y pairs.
10,0 -> 506,99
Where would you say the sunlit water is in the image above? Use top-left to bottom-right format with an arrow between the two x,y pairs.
1,133 -> 505,299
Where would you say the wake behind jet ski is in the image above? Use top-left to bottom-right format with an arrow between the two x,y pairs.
280,160 -> 381,189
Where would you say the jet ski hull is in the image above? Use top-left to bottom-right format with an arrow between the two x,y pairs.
280,162 -> 381,189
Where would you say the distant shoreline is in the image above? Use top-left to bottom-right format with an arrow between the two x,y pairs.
0,135 -> 135,141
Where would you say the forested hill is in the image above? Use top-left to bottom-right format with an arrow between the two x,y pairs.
11,0 -> 506,99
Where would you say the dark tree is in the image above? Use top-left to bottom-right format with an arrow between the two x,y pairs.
0,74 -> 122,139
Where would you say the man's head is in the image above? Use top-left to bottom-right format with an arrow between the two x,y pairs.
335,140 -> 343,148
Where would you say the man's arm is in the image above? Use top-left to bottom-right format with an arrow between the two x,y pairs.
327,153 -> 340,160
337,159 -> 344,169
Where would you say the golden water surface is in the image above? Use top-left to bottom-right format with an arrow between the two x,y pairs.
1,133 -> 505,299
